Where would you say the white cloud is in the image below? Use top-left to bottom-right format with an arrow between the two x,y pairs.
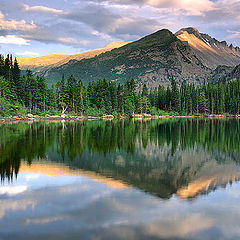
225,30 -> 240,44
57,37 -> 77,44
57,37 -> 89,46
0,11 -> 36,31
16,51 -> 40,57
0,35 -> 30,45
0,185 -> 27,195
146,0 -> 215,14
92,0 -> 215,16
21,4 -> 63,14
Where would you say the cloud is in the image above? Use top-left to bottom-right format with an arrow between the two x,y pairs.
0,11 -> 36,31
192,0 -> 240,23
146,0 -> 214,14
15,51 -> 40,57
63,5 -> 169,40
0,35 -> 30,45
0,185 -> 27,195
0,0 -> 239,56
228,30 -> 240,36
82,0 -> 215,15
20,25 -> 90,46
21,3 -> 63,14
225,30 -> 240,44
25,216 -> 63,225
58,37 -> 89,45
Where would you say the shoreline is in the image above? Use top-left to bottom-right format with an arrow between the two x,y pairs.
1,114 -> 239,124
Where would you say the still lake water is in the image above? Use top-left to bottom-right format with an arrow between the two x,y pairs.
0,118 -> 240,240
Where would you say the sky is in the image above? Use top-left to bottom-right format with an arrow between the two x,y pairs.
0,0 -> 240,57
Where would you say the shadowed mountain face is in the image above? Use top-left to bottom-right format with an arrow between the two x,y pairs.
42,29 -> 210,87
230,64 -> 240,80
1,119 -> 240,199
176,27 -> 240,69
209,64 -> 240,82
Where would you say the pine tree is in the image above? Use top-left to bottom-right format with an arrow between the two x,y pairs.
171,78 -> 180,113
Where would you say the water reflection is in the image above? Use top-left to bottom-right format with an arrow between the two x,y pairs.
1,168 -> 240,240
20,162 -> 129,189
1,119 -> 240,239
1,118 -> 240,199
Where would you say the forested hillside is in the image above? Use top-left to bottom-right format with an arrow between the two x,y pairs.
0,55 -> 240,117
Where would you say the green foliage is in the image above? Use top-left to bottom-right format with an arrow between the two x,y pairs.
44,109 -> 61,116
0,98 -> 27,117
85,106 -> 106,117
0,54 -> 240,118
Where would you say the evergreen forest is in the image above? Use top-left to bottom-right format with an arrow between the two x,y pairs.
0,55 -> 240,117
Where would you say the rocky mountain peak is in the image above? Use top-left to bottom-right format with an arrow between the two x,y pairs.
175,27 -> 201,38
138,29 -> 176,44
175,27 -> 240,68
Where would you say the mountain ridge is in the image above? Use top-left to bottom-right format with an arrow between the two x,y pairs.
17,27 -> 240,87
176,27 -> 240,68
43,29 -> 211,87
17,41 -> 131,70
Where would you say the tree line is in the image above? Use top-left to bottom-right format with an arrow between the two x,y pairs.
0,55 -> 240,117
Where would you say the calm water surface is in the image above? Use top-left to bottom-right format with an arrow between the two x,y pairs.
0,118 -> 240,240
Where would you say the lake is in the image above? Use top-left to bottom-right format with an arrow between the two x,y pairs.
0,118 -> 240,240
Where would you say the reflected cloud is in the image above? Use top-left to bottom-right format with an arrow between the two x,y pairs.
1,120 -> 240,239
0,198 -> 35,220
0,172 -> 240,239
144,213 -> 214,238
25,216 -> 64,225
0,185 -> 27,195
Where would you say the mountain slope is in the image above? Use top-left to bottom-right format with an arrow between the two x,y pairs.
176,27 -> 240,68
17,41 -> 131,70
209,63 -> 240,82
43,29 -> 210,87
230,64 -> 240,79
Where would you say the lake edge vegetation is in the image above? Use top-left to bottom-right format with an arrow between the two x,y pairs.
0,55 -> 240,118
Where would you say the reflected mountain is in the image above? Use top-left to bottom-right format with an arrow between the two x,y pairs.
0,118 -> 240,199
20,162 -> 130,189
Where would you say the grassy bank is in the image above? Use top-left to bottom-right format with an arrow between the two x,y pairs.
1,112 -> 239,124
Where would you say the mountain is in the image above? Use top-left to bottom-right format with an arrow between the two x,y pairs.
229,64 -> 240,79
209,65 -> 234,82
42,29 -> 211,87
17,41 -> 131,71
176,27 -> 240,68
209,64 -> 240,82
18,27 -> 240,87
